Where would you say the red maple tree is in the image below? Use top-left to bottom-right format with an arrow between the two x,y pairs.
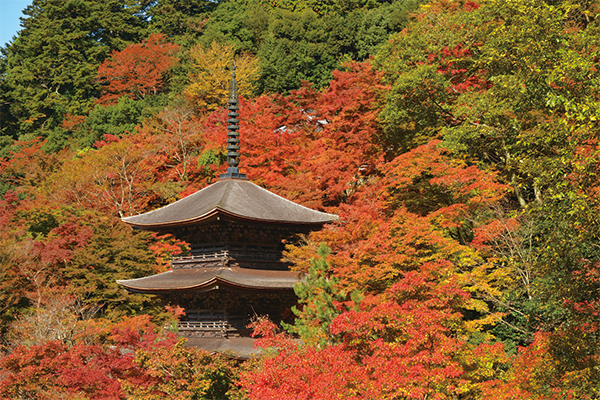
97,34 -> 180,105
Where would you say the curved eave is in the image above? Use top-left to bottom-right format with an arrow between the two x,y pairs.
118,276 -> 297,294
121,208 -> 220,231
117,267 -> 302,294
122,207 -> 335,231
121,178 -> 338,230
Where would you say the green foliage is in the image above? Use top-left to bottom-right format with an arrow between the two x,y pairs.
257,2 -> 425,94
257,8 -> 345,93
343,0 -> 429,60
0,136 -> 16,163
65,212 -> 162,317
375,0 -> 600,202
528,193 -> 600,373
200,0 -> 422,94
0,0 -> 146,143
285,244 -> 361,347
146,0 -> 219,46
200,0 -> 269,54
80,97 -> 147,143
197,148 -> 226,170
61,96 -> 165,149
126,341 -> 243,399
258,0 -> 389,15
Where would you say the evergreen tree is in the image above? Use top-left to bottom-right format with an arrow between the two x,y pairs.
199,0 -> 270,54
285,244 -> 361,347
201,0 -> 425,94
0,0 -> 146,147
146,0 -> 220,46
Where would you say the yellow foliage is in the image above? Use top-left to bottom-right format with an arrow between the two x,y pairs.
185,41 -> 260,112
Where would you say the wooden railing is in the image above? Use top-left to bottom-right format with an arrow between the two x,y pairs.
175,310 -> 249,333
177,320 -> 233,331
171,242 -> 282,262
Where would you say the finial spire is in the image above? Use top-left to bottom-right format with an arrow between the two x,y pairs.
230,62 -> 238,101
220,61 -> 247,180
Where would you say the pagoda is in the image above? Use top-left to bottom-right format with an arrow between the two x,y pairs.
117,66 -> 336,357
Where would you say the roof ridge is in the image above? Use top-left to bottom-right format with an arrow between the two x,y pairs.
216,178 -> 234,210
247,180 -> 338,219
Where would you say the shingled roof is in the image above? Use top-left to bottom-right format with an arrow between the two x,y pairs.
117,265 -> 301,293
122,177 -> 337,230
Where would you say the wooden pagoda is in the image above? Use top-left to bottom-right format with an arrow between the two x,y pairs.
117,66 -> 336,357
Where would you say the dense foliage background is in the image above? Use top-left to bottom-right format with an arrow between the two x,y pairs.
1,0 -> 600,398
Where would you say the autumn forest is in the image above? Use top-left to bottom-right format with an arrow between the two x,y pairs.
1,0 -> 600,398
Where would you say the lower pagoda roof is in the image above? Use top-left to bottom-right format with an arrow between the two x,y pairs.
117,266 -> 302,294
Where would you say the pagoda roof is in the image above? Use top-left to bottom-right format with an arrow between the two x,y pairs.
117,265 -> 302,294
122,177 -> 337,230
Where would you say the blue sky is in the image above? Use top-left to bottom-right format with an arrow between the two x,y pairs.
0,0 -> 33,47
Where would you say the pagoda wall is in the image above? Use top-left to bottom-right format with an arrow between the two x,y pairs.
164,291 -> 297,339
167,220 -> 309,271
171,220 -> 310,249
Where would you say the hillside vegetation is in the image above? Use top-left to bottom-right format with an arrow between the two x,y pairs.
1,0 -> 600,398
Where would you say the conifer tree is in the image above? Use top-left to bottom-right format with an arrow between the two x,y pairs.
285,244 -> 361,347
0,0 -> 146,147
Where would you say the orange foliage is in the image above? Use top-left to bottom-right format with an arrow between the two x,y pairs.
202,60 -> 388,210
97,34 -> 180,105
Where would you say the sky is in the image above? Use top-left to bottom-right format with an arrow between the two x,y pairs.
0,0 -> 33,48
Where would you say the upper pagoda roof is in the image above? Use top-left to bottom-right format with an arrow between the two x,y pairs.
122,177 -> 337,230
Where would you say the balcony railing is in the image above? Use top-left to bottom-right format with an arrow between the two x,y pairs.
171,242 -> 282,262
172,309 -> 251,338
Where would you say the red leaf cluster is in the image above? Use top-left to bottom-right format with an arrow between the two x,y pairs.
0,315 -> 177,399
203,60 -> 388,209
97,34 -> 180,105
